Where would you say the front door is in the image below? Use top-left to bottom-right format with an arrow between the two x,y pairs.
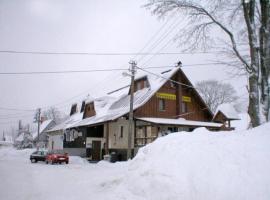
92,141 -> 101,161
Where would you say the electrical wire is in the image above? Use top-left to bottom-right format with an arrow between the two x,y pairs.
0,107 -> 35,112
0,68 -> 128,75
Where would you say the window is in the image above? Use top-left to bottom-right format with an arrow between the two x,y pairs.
158,99 -> 165,111
80,101 -> 85,113
70,104 -> 77,115
181,102 -> 188,113
120,126 -> 124,138
136,82 -> 141,90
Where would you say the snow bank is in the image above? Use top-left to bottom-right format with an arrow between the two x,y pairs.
69,156 -> 89,165
0,123 -> 270,200
102,123 -> 270,200
0,147 -> 35,162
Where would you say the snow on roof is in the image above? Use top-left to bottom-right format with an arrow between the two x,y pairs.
48,67 -> 212,131
47,112 -> 84,133
72,67 -> 180,128
214,103 -> 240,120
85,95 -> 95,104
32,119 -> 53,139
138,117 -> 223,128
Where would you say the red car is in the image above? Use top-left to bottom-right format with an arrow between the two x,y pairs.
45,150 -> 69,164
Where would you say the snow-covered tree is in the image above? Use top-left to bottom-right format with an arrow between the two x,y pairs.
146,0 -> 270,127
42,107 -> 67,124
196,80 -> 238,112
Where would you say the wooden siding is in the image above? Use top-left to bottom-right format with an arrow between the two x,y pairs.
134,70 -> 212,122
134,77 -> 149,92
213,111 -> 227,123
83,102 -> 96,119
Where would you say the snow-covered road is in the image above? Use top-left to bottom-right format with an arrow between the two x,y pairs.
1,123 -> 270,200
0,148 -> 129,200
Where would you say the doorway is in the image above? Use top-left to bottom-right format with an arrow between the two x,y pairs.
92,140 -> 101,161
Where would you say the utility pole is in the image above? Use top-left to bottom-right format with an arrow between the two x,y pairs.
127,60 -> 136,160
37,108 -> 41,146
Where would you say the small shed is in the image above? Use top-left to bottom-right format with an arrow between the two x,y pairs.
213,104 -> 240,130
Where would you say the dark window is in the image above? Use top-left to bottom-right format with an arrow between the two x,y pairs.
120,126 -> 124,138
181,102 -> 188,113
80,101 -> 85,113
86,125 -> 104,137
158,99 -> 165,111
70,104 -> 77,115
168,127 -> 178,132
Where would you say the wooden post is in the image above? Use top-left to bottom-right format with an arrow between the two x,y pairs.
105,123 -> 109,155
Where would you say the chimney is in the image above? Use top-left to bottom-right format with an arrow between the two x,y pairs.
176,61 -> 182,67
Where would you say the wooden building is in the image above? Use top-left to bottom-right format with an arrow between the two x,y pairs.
213,103 -> 240,130
47,66 -> 222,161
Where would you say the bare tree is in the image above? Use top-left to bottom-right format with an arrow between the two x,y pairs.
145,0 -> 270,127
42,107 -> 67,124
196,80 -> 238,112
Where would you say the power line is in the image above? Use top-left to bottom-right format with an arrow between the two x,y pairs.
137,17 -> 183,64
136,14 -> 181,63
0,107 -> 35,112
0,68 -> 128,75
0,113 -> 34,120
0,62 -> 231,76
132,11 -> 178,61
0,50 -> 249,56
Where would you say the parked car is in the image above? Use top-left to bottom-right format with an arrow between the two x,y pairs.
30,150 -> 48,163
46,150 -> 69,164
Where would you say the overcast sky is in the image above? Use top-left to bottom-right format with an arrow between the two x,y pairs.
0,0 -> 248,136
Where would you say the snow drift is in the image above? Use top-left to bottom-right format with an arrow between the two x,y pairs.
102,123 -> 270,200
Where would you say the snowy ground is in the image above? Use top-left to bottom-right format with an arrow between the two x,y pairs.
1,123 -> 270,200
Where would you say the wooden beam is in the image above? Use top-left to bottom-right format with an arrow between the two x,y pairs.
105,123 -> 109,154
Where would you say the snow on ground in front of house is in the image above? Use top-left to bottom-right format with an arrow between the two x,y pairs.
1,123 -> 270,200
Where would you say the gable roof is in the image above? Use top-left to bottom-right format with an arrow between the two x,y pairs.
47,66 -> 213,131
32,119 -> 54,139
213,103 -> 240,120
73,67 -> 182,128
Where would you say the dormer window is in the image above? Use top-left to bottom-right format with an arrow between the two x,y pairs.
83,101 -> 96,119
136,82 -> 142,90
70,104 -> 77,116
134,76 -> 149,92
80,101 -> 85,113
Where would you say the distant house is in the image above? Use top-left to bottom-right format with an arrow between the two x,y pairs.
46,106 -> 84,155
32,119 -> 56,148
213,103 -> 240,130
47,66 -> 223,160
